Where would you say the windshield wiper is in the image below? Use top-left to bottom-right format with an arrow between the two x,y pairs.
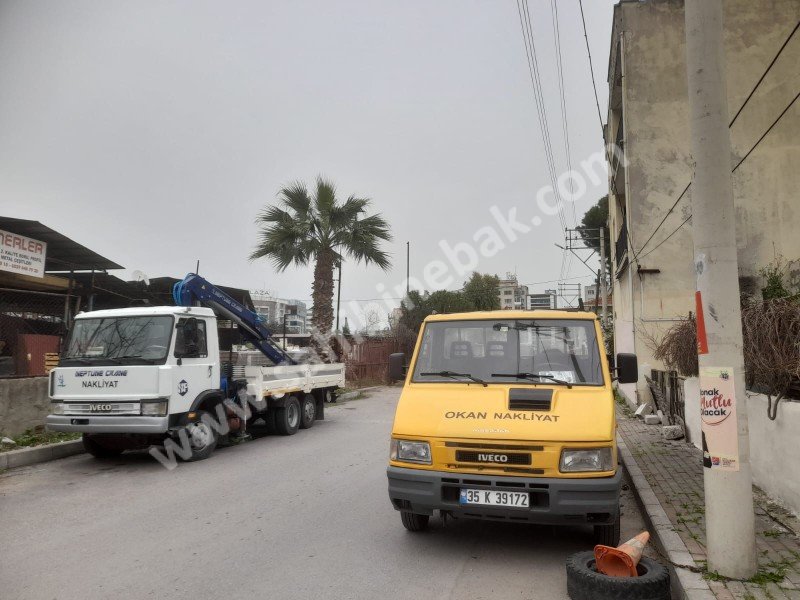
491,372 -> 573,389
420,370 -> 487,387
115,355 -> 156,364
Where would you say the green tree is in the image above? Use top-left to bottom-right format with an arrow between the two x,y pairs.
577,195 -> 611,273
462,272 -> 500,310
250,177 -> 391,336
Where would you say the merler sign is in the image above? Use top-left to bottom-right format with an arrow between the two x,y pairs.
0,229 -> 47,278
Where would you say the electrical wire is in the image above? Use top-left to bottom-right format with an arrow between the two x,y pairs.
638,88 -> 800,262
516,0 -> 569,232
577,0 -> 605,137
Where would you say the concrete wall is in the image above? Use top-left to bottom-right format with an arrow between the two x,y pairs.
609,0 -> 800,404
683,377 -> 800,516
746,393 -> 800,517
0,377 -> 51,438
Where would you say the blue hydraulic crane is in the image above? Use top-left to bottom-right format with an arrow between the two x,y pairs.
172,273 -> 296,365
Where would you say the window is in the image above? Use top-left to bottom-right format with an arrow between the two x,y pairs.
174,317 -> 208,358
411,319 -> 603,385
503,290 -> 512,295
61,316 -> 174,366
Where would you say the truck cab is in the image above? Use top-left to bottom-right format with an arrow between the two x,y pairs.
386,310 -> 638,544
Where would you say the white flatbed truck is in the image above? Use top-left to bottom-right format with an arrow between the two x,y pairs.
46,274 -> 344,461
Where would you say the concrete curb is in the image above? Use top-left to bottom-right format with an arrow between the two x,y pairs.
617,435 -> 715,600
0,440 -> 84,470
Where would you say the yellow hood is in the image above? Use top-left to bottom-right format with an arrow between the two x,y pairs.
391,382 -> 615,442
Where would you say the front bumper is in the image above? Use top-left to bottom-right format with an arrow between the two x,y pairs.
387,466 -> 621,524
46,415 -> 169,434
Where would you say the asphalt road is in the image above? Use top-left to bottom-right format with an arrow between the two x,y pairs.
0,386 -> 647,600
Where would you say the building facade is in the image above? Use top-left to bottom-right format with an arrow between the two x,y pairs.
528,289 -> 558,310
251,292 -> 308,333
606,0 -> 800,403
497,274 -> 529,310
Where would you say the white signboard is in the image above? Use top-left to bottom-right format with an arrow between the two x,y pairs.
0,229 -> 47,278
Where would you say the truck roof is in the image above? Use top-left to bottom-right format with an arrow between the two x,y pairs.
74,306 -> 215,320
423,309 -> 598,322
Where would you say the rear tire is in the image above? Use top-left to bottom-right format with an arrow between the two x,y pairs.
299,394 -> 316,429
82,434 -> 124,459
275,396 -> 301,436
593,511 -> 621,546
182,410 -> 218,461
400,511 -> 430,532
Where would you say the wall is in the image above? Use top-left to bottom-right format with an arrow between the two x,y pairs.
682,378 -> 800,516
746,393 -> 800,517
0,377 -> 51,438
609,0 -> 800,404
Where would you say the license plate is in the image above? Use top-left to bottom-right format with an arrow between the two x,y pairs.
459,489 -> 529,508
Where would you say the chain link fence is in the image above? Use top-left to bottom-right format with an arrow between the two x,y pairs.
0,287 -> 78,378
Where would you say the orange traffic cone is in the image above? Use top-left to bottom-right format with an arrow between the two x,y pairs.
594,531 -> 650,577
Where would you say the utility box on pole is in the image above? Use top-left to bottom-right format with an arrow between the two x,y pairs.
684,0 -> 756,579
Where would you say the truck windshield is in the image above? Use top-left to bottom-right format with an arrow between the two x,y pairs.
411,319 -> 604,386
60,316 -> 174,366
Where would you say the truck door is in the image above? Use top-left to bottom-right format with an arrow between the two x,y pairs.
172,317 -> 216,413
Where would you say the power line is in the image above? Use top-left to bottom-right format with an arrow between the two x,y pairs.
516,0 -> 569,232
729,20 -> 799,127
638,88 -> 800,261
732,89 -> 799,172
550,0 -> 577,228
577,0 -> 605,136
633,26 -> 800,260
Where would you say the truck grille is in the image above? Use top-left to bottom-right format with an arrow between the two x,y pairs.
63,403 -> 140,416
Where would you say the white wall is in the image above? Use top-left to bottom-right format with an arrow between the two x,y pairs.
684,379 -> 800,516
746,393 -> 800,517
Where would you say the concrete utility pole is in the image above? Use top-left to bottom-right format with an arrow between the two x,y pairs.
599,228 -> 608,323
684,0 -> 756,579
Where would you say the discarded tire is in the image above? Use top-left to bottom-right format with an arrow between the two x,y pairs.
566,551 -> 670,600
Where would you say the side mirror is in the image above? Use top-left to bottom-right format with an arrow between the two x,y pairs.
388,352 -> 406,382
616,353 -> 638,384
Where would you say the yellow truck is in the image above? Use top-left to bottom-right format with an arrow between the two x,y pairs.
386,310 -> 638,545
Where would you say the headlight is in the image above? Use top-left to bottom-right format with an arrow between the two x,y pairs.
390,439 -> 432,464
141,400 -> 168,417
560,448 -> 613,473
51,402 -> 65,415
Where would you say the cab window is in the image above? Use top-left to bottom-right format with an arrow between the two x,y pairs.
174,318 -> 208,358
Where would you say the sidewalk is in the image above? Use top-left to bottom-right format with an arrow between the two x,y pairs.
617,415 -> 800,600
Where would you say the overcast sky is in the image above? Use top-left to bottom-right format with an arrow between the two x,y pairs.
0,0 -> 616,323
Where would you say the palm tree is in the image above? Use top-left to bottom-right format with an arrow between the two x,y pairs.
250,177 -> 392,339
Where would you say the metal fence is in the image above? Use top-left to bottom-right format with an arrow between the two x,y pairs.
345,337 -> 400,383
646,369 -> 686,426
0,288 -> 77,378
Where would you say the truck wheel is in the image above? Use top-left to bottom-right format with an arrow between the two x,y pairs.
275,396 -> 301,435
299,394 -> 316,429
82,434 -> 124,459
565,551 -> 670,600
593,511 -> 621,546
264,410 -> 277,434
182,410 -> 218,461
400,511 -> 429,532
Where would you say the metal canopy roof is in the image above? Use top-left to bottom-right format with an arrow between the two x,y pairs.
0,217 -> 123,272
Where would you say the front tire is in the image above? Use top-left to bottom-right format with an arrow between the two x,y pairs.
82,434 -> 124,459
182,410 -> 218,461
299,394 -> 316,429
275,396 -> 301,436
593,511 -> 621,546
400,511 -> 430,532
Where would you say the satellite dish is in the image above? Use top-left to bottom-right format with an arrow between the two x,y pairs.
132,270 -> 150,286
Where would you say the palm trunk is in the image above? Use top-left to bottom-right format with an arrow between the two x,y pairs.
311,250 -> 335,338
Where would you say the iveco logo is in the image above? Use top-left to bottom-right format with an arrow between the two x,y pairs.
477,453 -> 508,463
91,404 -> 112,412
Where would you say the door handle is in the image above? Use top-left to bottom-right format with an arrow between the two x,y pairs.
207,366 -> 212,378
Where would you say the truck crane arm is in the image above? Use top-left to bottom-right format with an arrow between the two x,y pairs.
172,273 -> 296,365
